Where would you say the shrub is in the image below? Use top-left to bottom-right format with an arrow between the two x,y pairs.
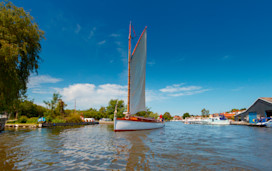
66,114 -> 82,123
26,117 -> 38,123
46,116 -> 53,123
52,117 -> 66,123
6,120 -> 16,124
18,116 -> 28,123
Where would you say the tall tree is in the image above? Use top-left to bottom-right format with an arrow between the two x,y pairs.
43,93 -> 62,118
182,112 -> 190,119
201,108 -> 210,117
106,99 -> 125,118
0,1 -> 44,111
163,112 -> 172,121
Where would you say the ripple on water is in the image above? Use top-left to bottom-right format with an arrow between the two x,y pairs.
0,122 -> 271,170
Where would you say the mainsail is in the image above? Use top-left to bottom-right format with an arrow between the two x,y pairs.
129,31 -> 147,114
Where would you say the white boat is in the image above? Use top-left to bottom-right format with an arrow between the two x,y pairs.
266,120 -> 272,127
114,22 -> 165,132
0,114 -> 7,131
184,117 -> 230,125
204,117 -> 230,125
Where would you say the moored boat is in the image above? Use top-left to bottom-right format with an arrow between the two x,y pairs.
114,116 -> 165,131
114,22 -> 165,131
204,117 -> 230,125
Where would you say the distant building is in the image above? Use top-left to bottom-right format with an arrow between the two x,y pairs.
173,115 -> 182,120
234,97 -> 272,123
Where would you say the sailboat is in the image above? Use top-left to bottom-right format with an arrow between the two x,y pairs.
114,22 -> 165,131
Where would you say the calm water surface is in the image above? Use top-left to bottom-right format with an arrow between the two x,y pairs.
1,122 -> 272,170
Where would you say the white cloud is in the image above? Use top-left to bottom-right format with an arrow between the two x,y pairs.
169,89 -> 210,97
222,55 -> 230,60
59,83 -> 127,109
147,61 -> 155,66
75,24 -> 81,34
231,87 -> 244,91
88,27 -> 96,39
146,90 -> 166,102
28,75 -> 62,89
110,33 -> 120,37
98,40 -> 106,45
159,83 -> 210,97
115,41 -> 121,46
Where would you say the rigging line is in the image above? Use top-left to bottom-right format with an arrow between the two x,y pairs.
131,24 -> 137,37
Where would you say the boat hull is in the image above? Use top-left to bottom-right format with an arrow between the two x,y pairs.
207,120 -> 230,125
114,118 -> 165,131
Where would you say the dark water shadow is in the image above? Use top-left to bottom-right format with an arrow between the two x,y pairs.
115,130 -> 152,170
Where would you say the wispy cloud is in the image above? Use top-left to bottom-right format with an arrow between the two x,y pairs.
222,55 -> 230,60
231,87 -> 244,91
88,27 -> 96,39
75,24 -> 81,34
169,89 -> 210,97
28,75 -> 62,89
147,61 -> 155,66
110,33 -> 120,37
98,40 -> 106,45
159,83 -> 210,97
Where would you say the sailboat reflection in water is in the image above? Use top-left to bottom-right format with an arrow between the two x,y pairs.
114,22 -> 165,131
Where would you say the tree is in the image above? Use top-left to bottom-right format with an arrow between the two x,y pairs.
106,99 -> 125,119
0,1 -> 44,111
149,112 -> 159,119
135,107 -> 153,118
182,112 -> 190,119
201,108 -> 209,117
163,112 -> 172,121
98,106 -> 107,118
43,93 -> 63,118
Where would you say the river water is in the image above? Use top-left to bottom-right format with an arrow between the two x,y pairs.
0,122 -> 271,170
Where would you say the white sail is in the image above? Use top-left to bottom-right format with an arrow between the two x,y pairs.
130,31 -> 147,114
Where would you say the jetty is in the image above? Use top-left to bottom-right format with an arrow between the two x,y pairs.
230,121 -> 266,127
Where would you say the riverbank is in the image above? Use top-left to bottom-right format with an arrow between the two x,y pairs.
5,123 -> 39,128
5,122 -> 99,128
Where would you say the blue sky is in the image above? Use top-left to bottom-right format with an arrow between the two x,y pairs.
13,0 -> 272,115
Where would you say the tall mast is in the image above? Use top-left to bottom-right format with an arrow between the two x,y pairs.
127,21 -> 132,115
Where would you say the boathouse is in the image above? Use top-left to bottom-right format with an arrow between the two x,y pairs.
234,97 -> 272,123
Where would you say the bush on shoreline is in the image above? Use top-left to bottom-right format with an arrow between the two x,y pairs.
18,116 -> 28,123
26,117 -> 38,123
52,117 -> 66,123
66,114 -> 82,123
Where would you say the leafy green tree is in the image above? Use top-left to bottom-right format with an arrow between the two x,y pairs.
43,93 -> 62,118
0,1 -> 44,111
135,107 -> 154,118
201,108 -> 209,117
163,112 -> 172,121
55,99 -> 67,117
99,106 -> 107,118
106,99 -> 125,119
149,112 -> 159,119
182,112 -> 190,119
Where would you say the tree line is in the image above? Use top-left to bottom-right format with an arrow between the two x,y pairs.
7,93 -> 173,123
